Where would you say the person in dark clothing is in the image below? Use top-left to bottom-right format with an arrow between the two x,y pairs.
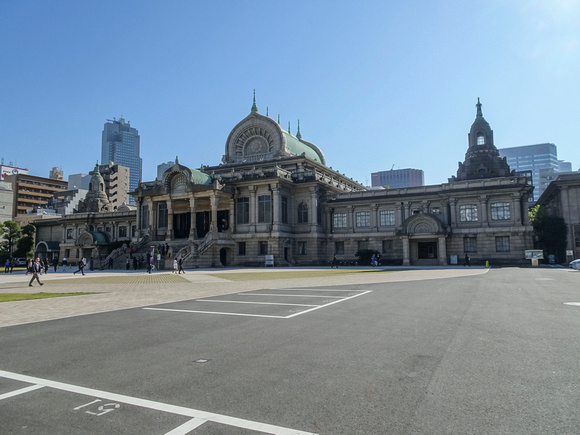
464,254 -> 471,267
28,258 -> 44,286
178,257 -> 185,274
52,257 -> 58,272
74,258 -> 86,275
109,257 -> 113,269
43,258 -> 49,274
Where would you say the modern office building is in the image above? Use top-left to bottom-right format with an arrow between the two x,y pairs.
498,143 -> 573,201
157,161 -> 174,180
4,172 -> 68,217
371,168 -> 424,189
101,117 -> 142,203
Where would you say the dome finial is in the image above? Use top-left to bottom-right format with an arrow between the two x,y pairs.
476,97 -> 483,118
277,114 -> 280,125
251,89 -> 258,112
175,156 -> 179,164
296,119 -> 302,139
288,121 -> 291,135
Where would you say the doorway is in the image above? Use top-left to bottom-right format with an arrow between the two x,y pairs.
173,213 -> 191,239
418,242 -> 437,259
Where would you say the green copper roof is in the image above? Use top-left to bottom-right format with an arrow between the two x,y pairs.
190,168 -> 212,185
283,131 -> 324,163
87,231 -> 108,244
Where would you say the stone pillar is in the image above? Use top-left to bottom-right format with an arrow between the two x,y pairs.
310,187 -> 318,229
346,205 -> 354,233
189,197 -> 196,240
229,198 -> 235,233
135,199 -> 142,238
165,200 -> 174,241
370,204 -> 378,231
479,195 -> 488,227
511,193 -> 521,225
402,236 -> 410,266
438,236 -> 447,265
210,194 -> 218,232
396,203 -> 403,229
272,184 -> 280,231
449,198 -> 458,229
249,186 -> 256,233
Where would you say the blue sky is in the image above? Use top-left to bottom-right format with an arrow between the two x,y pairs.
1,1 -> 578,186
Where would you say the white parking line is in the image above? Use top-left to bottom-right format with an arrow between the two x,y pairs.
0,370 -> 317,435
144,307 -> 288,318
0,384 -> 44,401
241,293 -> 345,298
286,291 -> 371,318
199,300 -> 318,307
165,418 -> 207,434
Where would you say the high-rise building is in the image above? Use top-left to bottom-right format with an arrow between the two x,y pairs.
371,168 -> 424,189
498,143 -> 572,201
4,172 -> 67,217
157,161 -> 174,180
101,117 -> 142,203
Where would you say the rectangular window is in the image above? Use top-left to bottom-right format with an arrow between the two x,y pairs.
379,210 -> 395,226
66,228 -> 73,239
356,211 -> 370,227
158,202 -> 168,228
491,202 -> 511,220
258,195 -> 271,223
357,240 -> 368,252
431,207 -> 441,214
495,236 -> 510,252
335,241 -> 344,255
259,241 -> 268,255
298,242 -> 306,255
237,197 -> 249,224
464,237 -> 477,253
281,196 -> 289,224
382,240 -> 393,253
459,204 -> 478,222
238,242 -> 246,256
118,226 -> 127,238
65,249 -> 70,258
333,213 -> 347,228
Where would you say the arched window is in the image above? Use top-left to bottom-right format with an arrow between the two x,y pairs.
298,202 -> 308,224
477,132 -> 485,145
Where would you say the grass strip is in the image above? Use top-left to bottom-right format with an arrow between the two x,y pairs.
208,268 -> 401,281
0,292 -> 99,303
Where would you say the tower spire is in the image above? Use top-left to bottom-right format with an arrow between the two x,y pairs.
296,119 -> 302,139
288,121 -> 291,135
251,89 -> 258,112
476,97 -> 483,118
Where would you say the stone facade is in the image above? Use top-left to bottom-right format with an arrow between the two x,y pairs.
33,98 -> 536,267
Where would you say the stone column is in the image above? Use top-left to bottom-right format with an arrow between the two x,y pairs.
479,195 -> 488,227
310,187 -> 318,229
135,199 -> 142,239
249,186 -> 256,233
229,199 -> 235,232
189,197 -> 196,240
402,236 -> 410,266
438,236 -> 447,265
370,204 -> 378,231
165,200 -> 174,241
449,198 -> 458,229
272,184 -> 280,232
346,205 -> 354,233
210,194 -> 218,233
511,193 -> 521,225
395,203 -> 403,229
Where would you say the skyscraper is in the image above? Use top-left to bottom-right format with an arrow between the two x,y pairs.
101,117 -> 142,203
498,143 -> 572,201
371,168 -> 424,189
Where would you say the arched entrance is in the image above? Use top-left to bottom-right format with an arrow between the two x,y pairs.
219,247 -> 231,266
402,214 -> 449,266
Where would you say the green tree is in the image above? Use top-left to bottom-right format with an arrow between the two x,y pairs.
13,223 -> 35,258
0,220 -> 22,261
532,207 -> 567,263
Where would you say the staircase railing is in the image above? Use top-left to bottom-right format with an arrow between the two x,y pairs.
100,233 -> 150,269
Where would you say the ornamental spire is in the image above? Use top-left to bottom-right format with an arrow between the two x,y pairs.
476,97 -> 483,118
296,119 -> 302,139
288,121 -> 291,135
251,89 -> 258,112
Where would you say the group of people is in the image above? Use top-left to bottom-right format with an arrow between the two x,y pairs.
172,257 -> 185,274
4,258 -> 16,273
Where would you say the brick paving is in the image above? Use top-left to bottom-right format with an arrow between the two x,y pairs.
0,267 -> 488,328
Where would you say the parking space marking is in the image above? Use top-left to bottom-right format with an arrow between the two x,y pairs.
165,418 -> 208,434
0,384 -> 44,401
199,300 -> 318,307
143,289 -> 371,319
144,307 -> 288,319
0,369 -> 317,435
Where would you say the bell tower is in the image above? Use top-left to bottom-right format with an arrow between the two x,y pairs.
454,99 -> 512,181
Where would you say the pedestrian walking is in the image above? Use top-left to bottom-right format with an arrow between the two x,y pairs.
52,257 -> 58,272
371,254 -> 378,267
173,258 -> 178,274
73,258 -> 86,276
331,255 -> 338,268
61,257 -> 68,272
178,256 -> 185,274
4,259 -> 9,273
464,253 -> 471,267
43,258 -> 49,274
28,257 -> 44,287
25,259 -> 32,275
108,257 -> 113,269
9,258 -> 15,273
126,257 -> 130,270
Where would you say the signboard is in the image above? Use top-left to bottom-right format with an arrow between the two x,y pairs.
524,250 -> 544,260
0,165 -> 28,181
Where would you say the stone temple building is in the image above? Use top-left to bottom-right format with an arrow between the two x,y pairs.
125,97 -> 533,268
